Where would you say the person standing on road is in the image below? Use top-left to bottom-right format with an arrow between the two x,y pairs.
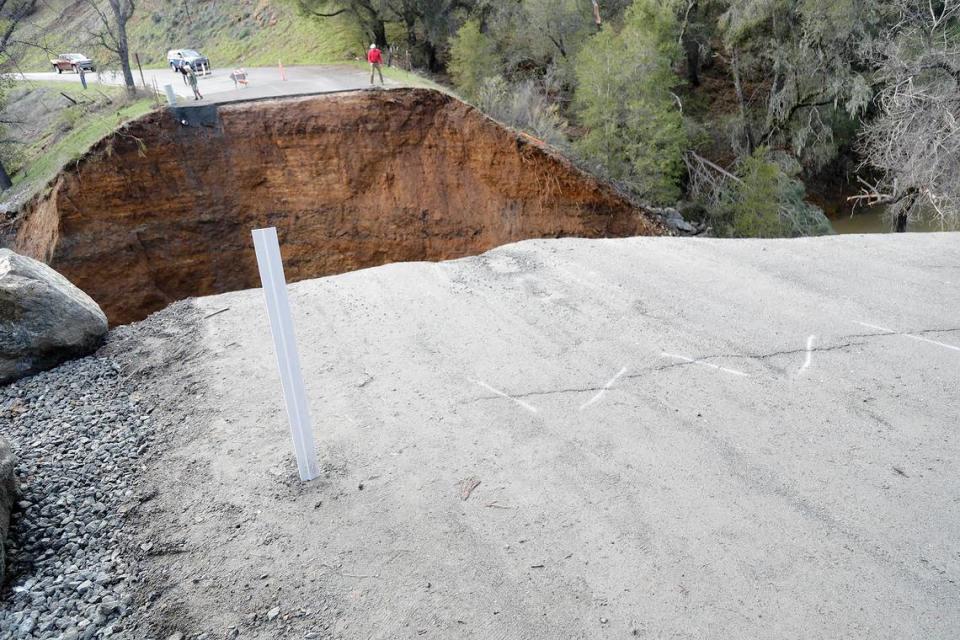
177,53 -> 190,86
79,66 -> 87,90
178,62 -> 190,87
368,43 -> 384,85
185,63 -> 203,101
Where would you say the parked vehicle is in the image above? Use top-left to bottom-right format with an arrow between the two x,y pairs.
167,49 -> 211,73
50,53 -> 95,73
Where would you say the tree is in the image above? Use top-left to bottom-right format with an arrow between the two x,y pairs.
385,0 -> 473,71
713,0 -> 881,170
0,0 -> 38,191
857,0 -> 960,231
573,1 -> 687,204
686,148 -> 833,237
449,18 -> 498,100
85,0 -> 136,92
297,0 -> 473,70
296,0 -> 389,49
484,0 -> 596,75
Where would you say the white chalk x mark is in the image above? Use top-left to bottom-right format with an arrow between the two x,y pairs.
856,321 -> 960,353
473,380 -> 540,415
580,367 -> 629,411
661,353 -> 749,377
795,335 -> 817,377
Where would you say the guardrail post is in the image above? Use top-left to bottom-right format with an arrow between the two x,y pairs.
251,227 -> 321,481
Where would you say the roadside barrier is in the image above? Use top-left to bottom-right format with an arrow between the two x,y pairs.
230,69 -> 249,89
252,227 -> 320,482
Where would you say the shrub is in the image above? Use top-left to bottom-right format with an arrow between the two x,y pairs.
476,76 -> 569,148
710,148 -> 833,238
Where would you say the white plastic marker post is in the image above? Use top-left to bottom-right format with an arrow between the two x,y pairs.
252,227 -> 321,481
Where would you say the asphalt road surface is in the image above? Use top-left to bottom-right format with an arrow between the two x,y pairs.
15,63 -> 399,104
126,233 -> 960,639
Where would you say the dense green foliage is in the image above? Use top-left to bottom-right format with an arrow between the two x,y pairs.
711,149 -> 834,238
573,2 -> 687,205
449,18 -> 496,101
431,0 -> 960,234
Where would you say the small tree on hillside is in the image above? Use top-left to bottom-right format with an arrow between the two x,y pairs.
85,0 -> 136,92
573,0 -> 687,205
687,148 -> 833,237
0,0 -> 39,191
449,18 -> 498,100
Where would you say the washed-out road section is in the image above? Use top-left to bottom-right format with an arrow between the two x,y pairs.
113,235 -> 960,637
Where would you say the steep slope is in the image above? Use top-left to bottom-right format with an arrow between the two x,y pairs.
5,89 -> 664,324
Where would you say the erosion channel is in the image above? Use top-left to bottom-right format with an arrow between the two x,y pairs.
2,88 -> 664,325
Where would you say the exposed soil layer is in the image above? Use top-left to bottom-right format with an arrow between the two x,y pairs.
4,88 -> 663,325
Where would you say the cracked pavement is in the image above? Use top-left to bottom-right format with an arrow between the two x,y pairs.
128,234 -> 958,639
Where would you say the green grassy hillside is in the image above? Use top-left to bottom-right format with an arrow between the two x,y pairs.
15,0 -> 363,71
1,81 -> 155,207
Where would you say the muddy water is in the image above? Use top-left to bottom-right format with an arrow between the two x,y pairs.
829,206 -> 950,234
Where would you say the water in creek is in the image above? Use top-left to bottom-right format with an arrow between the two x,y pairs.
824,200 -> 953,233
829,206 -> 951,234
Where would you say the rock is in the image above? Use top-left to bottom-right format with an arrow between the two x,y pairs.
0,436 -> 15,583
266,606 -> 280,621
647,205 -> 699,235
0,351 -> 156,637
0,249 -> 108,383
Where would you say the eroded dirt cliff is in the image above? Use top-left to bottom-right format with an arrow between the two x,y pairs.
6,88 -> 663,324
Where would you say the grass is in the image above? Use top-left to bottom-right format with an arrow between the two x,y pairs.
348,61 -> 452,93
4,83 -> 155,206
13,0 -> 363,71
11,79 -> 127,100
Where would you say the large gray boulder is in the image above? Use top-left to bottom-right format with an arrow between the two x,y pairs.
0,436 -> 15,582
0,249 -> 108,383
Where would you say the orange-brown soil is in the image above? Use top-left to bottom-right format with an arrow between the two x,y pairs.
4,89 -> 663,324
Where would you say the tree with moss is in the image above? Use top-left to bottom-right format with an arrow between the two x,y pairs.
573,1 -> 687,205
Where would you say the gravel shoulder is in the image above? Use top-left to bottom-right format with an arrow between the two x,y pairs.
2,234 -> 960,639
0,303 -> 203,640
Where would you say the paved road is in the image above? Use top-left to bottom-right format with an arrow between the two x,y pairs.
130,233 -> 960,639
15,63 -> 400,104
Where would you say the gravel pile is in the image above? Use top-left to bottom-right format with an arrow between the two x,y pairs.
0,354 -> 156,639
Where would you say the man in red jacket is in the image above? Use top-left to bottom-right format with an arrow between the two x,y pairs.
367,43 -> 384,85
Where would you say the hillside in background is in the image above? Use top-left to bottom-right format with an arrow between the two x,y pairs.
14,0 -> 362,71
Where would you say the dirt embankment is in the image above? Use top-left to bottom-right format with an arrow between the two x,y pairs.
5,88 -> 663,324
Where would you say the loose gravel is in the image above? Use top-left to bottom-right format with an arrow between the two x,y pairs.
0,354 -> 156,639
